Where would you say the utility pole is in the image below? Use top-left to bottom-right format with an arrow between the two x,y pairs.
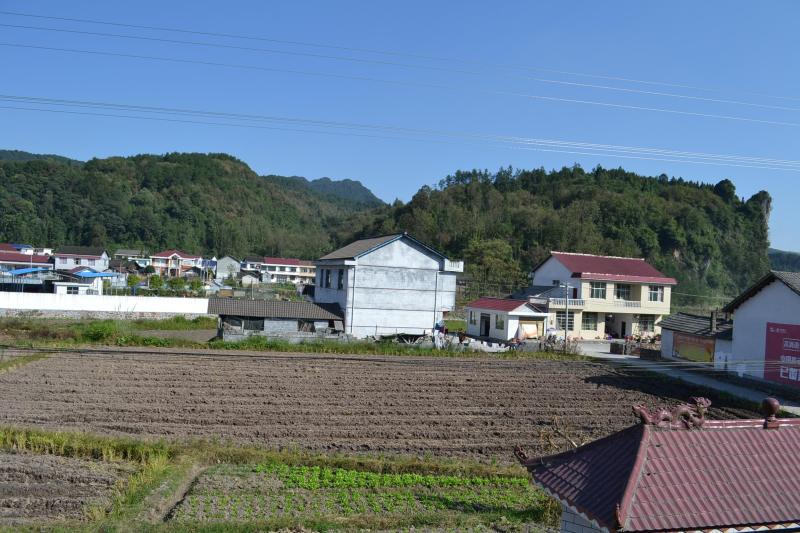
560,282 -> 572,355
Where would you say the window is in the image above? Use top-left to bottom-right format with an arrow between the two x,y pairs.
552,279 -> 560,286
639,315 -> 655,333
223,316 -> 242,328
243,318 -> 264,331
66,286 -> 79,295
615,284 -> 632,300
590,282 -> 607,299
324,269 -> 331,288
337,269 -> 344,290
582,312 -> 598,331
648,285 -> 664,302
494,314 -> 505,330
469,311 -> 476,325
267,266 -> 276,272
88,259 -> 96,266
556,311 -> 575,330
59,257 -> 67,264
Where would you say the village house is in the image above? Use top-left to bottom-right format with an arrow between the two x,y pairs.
242,256 -> 316,284
51,267 -> 113,295
208,298 -> 343,341
659,311 -> 733,366
150,249 -> 204,278
214,256 -> 241,281
0,251 -> 53,272
313,233 -> 463,338
53,246 -> 110,271
113,248 -> 151,268
517,397 -> 800,533
722,271 -> 800,387
465,297 -> 548,341
528,251 -> 676,339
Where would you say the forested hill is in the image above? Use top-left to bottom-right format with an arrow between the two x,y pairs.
0,149 -> 81,166
0,152 -> 381,259
769,248 -> 800,272
338,166 -> 772,299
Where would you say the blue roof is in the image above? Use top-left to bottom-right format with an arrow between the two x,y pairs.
74,271 -> 116,278
4,267 -> 49,275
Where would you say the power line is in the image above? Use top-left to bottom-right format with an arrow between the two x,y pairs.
3,22 -> 800,114
4,42 -> 800,130
2,8 -> 798,104
1,94 -> 799,172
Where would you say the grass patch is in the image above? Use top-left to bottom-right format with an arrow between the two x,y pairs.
0,426 -> 555,531
0,351 -> 48,373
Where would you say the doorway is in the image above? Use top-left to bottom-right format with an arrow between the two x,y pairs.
480,314 -> 490,337
621,321 -> 627,337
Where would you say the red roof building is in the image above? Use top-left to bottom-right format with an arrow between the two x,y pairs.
516,398 -> 800,532
528,251 -> 677,340
0,251 -> 53,268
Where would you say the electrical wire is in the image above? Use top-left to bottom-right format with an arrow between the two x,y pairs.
2,8 -> 798,103
3,22 -> 799,114
1,94 -> 799,172
3,42 -> 800,130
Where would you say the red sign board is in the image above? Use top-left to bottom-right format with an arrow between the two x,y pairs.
765,322 -> 800,386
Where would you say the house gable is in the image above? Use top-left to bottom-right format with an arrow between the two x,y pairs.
357,237 -> 441,270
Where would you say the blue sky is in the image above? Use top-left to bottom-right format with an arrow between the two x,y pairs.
0,1 -> 798,250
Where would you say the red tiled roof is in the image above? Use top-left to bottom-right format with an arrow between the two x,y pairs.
0,243 -> 16,252
550,251 -> 677,285
0,252 -> 52,264
151,249 -> 201,259
523,413 -> 800,532
466,297 -> 529,312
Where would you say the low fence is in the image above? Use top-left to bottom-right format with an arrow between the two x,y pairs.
0,292 -> 209,319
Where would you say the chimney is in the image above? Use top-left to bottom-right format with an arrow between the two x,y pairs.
710,310 -> 718,334
762,397 -> 780,429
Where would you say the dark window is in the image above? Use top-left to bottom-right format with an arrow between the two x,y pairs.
324,269 -> 331,288
223,316 -> 243,328
337,269 -> 344,290
66,286 -> 79,295
583,312 -> 598,330
243,318 -> 264,331
590,282 -> 607,299
556,311 -> 575,330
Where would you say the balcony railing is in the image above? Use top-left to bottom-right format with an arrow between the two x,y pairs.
549,298 -> 585,308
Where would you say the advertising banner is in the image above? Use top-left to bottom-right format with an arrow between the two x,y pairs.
673,332 -> 715,363
765,322 -> 800,386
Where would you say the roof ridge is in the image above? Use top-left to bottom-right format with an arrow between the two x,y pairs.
552,250 -> 646,261
616,424 -> 649,530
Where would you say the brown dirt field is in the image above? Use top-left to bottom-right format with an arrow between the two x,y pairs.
0,450 -> 133,525
0,350 -> 759,461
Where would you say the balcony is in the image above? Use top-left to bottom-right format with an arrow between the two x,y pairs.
444,260 -> 464,273
549,298 -> 585,308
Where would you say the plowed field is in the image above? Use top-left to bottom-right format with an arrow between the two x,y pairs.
0,350 -> 757,460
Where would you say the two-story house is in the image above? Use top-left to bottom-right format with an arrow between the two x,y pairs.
242,257 -> 316,284
150,249 -> 203,278
528,251 -> 677,339
314,233 -> 463,338
53,246 -> 110,272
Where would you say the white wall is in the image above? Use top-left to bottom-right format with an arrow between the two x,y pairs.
731,281 -> 800,379
315,237 -> 457,338
0,292 -> 208,314
530,257 -> 574,293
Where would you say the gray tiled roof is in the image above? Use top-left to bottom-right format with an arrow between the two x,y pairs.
723,270 -> 800,312
658,312 -> 733,338
56,245 -> 106,256
318,234 -> 402,261
208,298 -> 343,320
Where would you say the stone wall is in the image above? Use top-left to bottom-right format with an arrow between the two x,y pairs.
560,505 -> 605,533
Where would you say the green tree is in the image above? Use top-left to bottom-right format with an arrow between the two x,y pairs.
463,239 -> 526,290
149,275 -> 163,290
126,274 -> 141,288
168,277 -> 186,291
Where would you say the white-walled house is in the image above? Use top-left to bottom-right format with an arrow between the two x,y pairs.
53,246 -> 109,272
528,251 -> 677,339
723,271 -> 800,386
314,233 -> 463,338
242,256 -> 316,284
215,256 -> 241,281
150,249 -> 203,278
465,298 -> 549,341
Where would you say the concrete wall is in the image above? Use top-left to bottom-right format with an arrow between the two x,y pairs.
731,281 -> 800,379
560,505 -> 606,532
661,329 -> 674,358
315,238 -> 456,338
530,257 -> 573,293
0,292 -> 208,315
215,257 -> 241,281
222,318 -> 331,341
